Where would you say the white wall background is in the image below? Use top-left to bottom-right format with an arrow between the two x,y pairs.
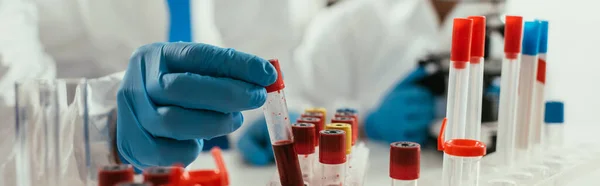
506,0 -> 600,143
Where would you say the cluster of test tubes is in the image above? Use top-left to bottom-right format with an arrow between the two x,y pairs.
438,14 -> 568,186
97,147 -> 229,186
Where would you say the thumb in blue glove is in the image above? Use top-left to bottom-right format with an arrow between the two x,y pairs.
365,67 -> 435,144
116,42 -> 277,170
237,112 -> 301,166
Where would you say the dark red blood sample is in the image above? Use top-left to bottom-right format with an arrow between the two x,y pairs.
143,166 -> 183,186
116,183 -> 153,186
331,116 -> 357,145
98,164 -> 135,186
297,116 -> 323,146
292,123 -> 316,155
390,142 -> 420,180
273,140 -> 304,186
319,130 -> 347,164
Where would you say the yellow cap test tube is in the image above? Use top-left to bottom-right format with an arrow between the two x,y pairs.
305,107 -> 327,119
325,123 -> 352,154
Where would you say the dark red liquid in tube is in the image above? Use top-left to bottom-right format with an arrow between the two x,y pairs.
98,165 -> 135,186
272,140 -> 304,186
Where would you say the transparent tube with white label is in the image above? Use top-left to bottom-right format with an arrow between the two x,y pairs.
516,21 -> 542,161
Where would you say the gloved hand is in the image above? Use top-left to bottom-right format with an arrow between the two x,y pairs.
365,67 -> 435,144
237,112 -> 301,166
117,42 -> 277,170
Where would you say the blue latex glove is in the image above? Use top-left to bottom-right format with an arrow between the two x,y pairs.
365,67 -> 435,144
237,112 -> 301,166
116,42 -> 277,170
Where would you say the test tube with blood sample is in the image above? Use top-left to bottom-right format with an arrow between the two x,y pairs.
390,142 -> 420,186
263,59 -> 304,186
98,165 -> 135,186
331,117 -> 358,145
298,117 -> 324,147
319,129 -> 348,186
292,123 -> 317,182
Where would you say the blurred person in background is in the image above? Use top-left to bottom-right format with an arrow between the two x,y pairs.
0,0 -> 324,184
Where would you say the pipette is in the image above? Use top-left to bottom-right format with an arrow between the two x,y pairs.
544,101 -> 564,148
465,16 -> 486,141
331,116 -> 358,145
531,20 -> 549,157
292,123 -> 316,181
515,21 -> 542,162
389,142 -> 420,186
319,129 -> 348,186
445,18 -> 473,141
439,119 -> 487,186
263,59 -> 304,186
98,165 -> 135,186
496,15 -> 523,167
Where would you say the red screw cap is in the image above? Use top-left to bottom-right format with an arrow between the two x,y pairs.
98,165 -> 135,186
390,142 -> 421,180
468,16 -> 486,59
292,123 -> 316,155
319,129 -> 347,164
450,18 -> 473,69
297,116 -> 323,146
265,59 -> 285,93
504,16 -> 524,59
331,116 -> 357,145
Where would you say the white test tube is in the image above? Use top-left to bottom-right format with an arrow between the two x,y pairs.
389,142 -> 420,186
440,139 -> 487,186
495,15 -> 523,167
515,21 -> 542,161
465,16 -> 486,141
263,59 -> 304,186
544,101 -> 564,148
319,129 -> 347,186
530,20 -> 549,157
445,18 -> 473,141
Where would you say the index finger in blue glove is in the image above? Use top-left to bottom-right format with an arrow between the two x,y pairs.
147,72 -> 268,113
145,42 -> 278,86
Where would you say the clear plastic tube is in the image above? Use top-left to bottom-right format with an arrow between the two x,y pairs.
321,164 -> 346,186
263,59 -> 303,186
445,62 -> 470,141
299,154 -> 314,181
496,54 -> 521,166
466,57 -> 484,140
391,179 -> 417,186
515,54 -> 538,161
530,53 -> 546,157
545,124 -> 563,148
441,155 -> 482,186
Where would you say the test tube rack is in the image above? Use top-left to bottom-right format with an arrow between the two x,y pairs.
479,143 -> 600,186
268,142 -> 370,186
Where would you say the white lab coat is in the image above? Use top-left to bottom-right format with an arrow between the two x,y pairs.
0,0 -> 502,184
0,0 -> 324,185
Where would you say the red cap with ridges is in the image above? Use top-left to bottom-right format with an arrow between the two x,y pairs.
98,165 -> 135,186
265,59 -> 285,93
292,123 -> 316,154
319,129 -> 347,164
468,16 -> 486,58
297,116 -> 323,146
504,16 -> 524,58
331,117 -> 357,145
390,142 -> 421,180
450,18 -> 473,68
